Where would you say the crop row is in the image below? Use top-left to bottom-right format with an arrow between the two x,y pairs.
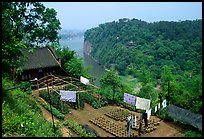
105,109 -> 134,121
90,116 -> 137,137
64,120 -> 96,137
39,90 -> 70,114
41,102 -> 65,120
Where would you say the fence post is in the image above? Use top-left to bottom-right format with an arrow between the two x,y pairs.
168,80 -> 170,105
46,78 -> 56,134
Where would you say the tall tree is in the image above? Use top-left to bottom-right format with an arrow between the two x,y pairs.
2,2 -> 61,77
100,67 -> 123,103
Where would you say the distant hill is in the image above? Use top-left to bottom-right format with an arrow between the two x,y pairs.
59,29 -> 85,40
84,18 -> 202,114
84,18 -> 202,78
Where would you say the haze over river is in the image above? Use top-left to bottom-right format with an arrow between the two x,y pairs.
59,37 -> 105,86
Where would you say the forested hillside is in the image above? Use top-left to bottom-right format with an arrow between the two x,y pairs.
84,18 -> 202,114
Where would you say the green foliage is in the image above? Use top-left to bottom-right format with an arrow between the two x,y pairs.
184,130 -> 202,137
2,2 -> 61,77
55,47 -> 86,78
91,100 -> 108,109
19,81 -> 33,95
161,65 -> 173,92
41,102 -> 65,120
64,120 -> 96,137
39,90 -> 70,114
100,67 -> 125,104
2,78 -> 62,137
136,83 -> 159,110
156,108 -> 168,120
64,57 -> 84,78
80,92 -> 96,105
84,18 -> 202,114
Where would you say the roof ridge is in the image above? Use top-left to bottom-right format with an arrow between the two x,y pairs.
47,47 -> 61,66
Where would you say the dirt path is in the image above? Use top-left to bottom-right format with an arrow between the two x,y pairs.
142,121 -> 183,137
60,127 -> 72,137
31,90 -> 71,137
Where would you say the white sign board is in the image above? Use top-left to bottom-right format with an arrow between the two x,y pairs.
158,103 -> 160,109
123,93 -> 136,106
146,109 -> 152,120
60,90 -> 76,102
162,99 -> 167,108
135,97 -> 150,110
80,76 -> 89,85
155,105 -> 157,113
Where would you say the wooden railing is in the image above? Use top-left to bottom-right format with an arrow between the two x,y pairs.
30,74 -> 104,103
30,74 -> 99,91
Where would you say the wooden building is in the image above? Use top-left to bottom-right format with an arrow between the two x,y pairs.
18,47 -> 62,81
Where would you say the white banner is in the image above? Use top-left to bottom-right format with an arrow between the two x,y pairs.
60,90 -> 76,102
80,76 -> 89,85
135,97 -> 150,110
158,103 -> 160,109
146,109 -> 152,120
162,99 -> 167,108
155,105 -> 157,113
123,93 -> 136,106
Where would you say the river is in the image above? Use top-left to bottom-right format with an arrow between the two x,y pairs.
59,37 -> 105,86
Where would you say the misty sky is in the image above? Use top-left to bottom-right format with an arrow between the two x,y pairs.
42,2 -> 202,31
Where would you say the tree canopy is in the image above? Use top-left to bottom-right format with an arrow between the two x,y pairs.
84,18 -> 202,114
2,2 -> 61,77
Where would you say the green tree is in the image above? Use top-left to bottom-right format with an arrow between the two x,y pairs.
161,65 -> 173,91
2,2 -> 61,78
64,57 -> 84,78
100,67 -> 123,103
136,83 -> 159,110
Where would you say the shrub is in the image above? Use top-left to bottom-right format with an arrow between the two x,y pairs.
2,78 -> 62,137
64,120 -> 95,137
184,130 -> 202,137
41,102 -> 65,120
39,90 -> 70,114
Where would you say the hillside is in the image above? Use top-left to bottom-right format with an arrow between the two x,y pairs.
84,18 -> 202,114
2,78 -> 63,137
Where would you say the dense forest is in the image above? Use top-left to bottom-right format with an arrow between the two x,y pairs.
84,18 -> 202,114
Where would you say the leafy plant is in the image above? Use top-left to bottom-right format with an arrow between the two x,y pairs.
39,90 -> 70,114
184,130 -> 202,137
41,102 -> 65,120
2,78 -> 62,137
64,120 -> 96,137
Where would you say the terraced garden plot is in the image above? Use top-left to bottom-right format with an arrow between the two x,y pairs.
105,108 -> 136,121
133,119 -> 161,134
89,116 -> 137,137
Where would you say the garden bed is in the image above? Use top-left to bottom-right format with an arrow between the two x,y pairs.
89,116 -> 137,137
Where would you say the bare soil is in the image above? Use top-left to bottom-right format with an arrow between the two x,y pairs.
32,90 -> 185,137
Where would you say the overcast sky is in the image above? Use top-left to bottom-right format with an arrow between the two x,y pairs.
42,2 -> 202,31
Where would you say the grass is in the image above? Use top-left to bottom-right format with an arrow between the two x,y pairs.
119,75 -> 142,93
2,78 -> 62,137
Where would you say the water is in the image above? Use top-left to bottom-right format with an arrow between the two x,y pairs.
59,37 -> 105,86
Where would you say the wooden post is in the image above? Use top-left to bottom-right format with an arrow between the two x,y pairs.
168,80 -> 170,105
77,92 -> 80,109
46,79 -> 56,134
61,100 -> 63,113
36,78 -> 39,90
158,92 -> 162,116
113,87 -> 115,104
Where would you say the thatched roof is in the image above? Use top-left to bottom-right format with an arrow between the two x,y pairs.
19,47 -> 61,70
